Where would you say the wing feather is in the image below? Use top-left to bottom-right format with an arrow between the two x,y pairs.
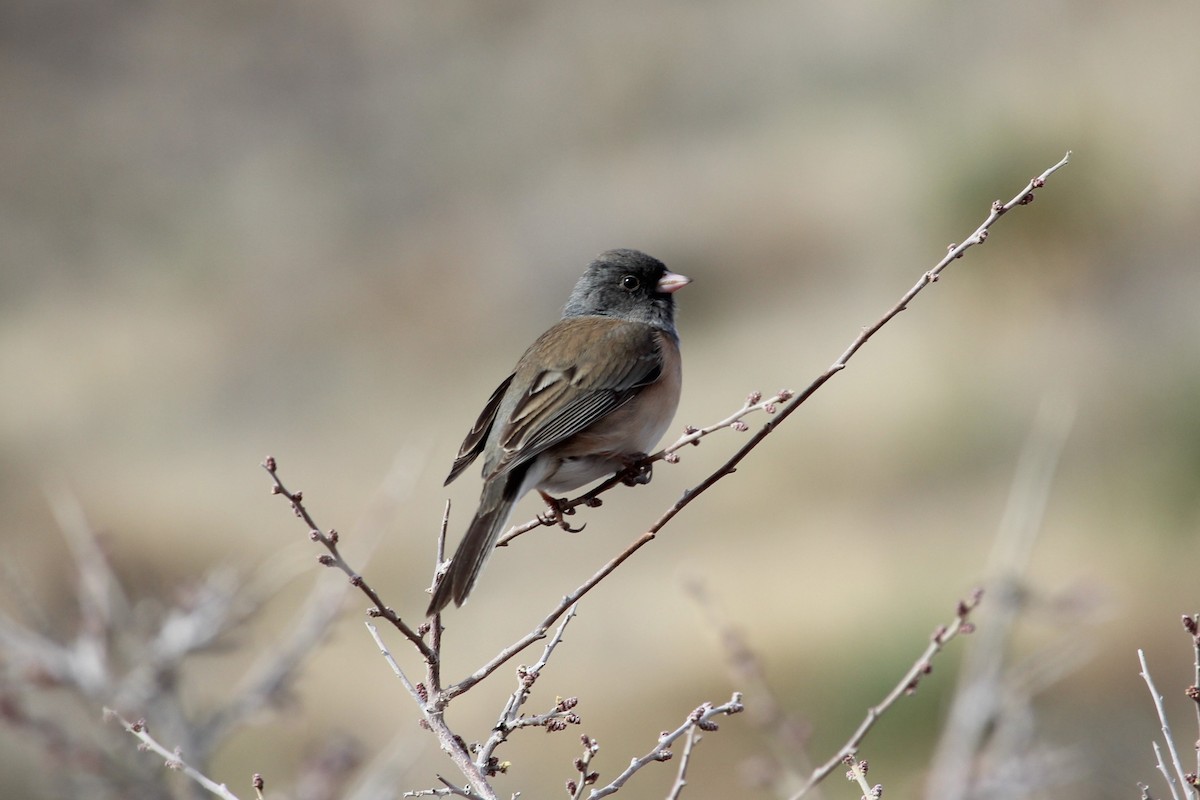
445,373 -> 515,485
485,319 -> 663,479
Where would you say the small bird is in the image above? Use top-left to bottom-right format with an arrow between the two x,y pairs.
428,249 -> 690,615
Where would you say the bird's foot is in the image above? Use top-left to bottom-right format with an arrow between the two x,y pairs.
538,491 -> 586,533
618,453 -> 653,487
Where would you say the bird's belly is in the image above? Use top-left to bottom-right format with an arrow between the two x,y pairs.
538,453 -> 627,495
536,360 -> 681,495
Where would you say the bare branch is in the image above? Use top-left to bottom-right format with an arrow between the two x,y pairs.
791,590 -> 983,798
408,775 -> 485,799
104,708 -> 244,800
261,456 -> 434,661
568,735 -> 601,799
365,621 -> 423,703
1154,742 -> 1183,800
423,715 -> 498,800
476,605 -> 580,772
842,755 -> 882,799
664,726 -> 701,800
495,389 -> 795,548
446,531 -> 654,698
587,692 -> 744,798
1185,613 -> 1200,780
1138,649 -> 1198,800
402,787 -> 457,798
425,502 -> 453,695
364,621 -> 497,800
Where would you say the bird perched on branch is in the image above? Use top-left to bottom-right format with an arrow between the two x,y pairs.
428,249 -> 690,615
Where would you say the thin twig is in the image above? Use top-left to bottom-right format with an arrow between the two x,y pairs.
1154,741 -> 1182,800
791,591 -> 983,799
104,708 -> 243,800
588,692 -> 744,798
447,531 -> 657,699
366,618 -> 497,799
366,621 -> 422,701
402,789 -> 456,799
426,501 -> 452,695
664,726 -> 701,800
842,755 -> 881,799
402,773 -> 487,800
261,457 -> 434,661
476,605 -> 580,772
398,782 -> 472,800
1138,649 -> 1197,799
570,735 -> 601,800
496,390 -> 794,548
1185,613 -> 1200,779
435,774 -> 485,800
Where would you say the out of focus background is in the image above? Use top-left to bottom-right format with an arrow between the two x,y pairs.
3,2 -> 1198,798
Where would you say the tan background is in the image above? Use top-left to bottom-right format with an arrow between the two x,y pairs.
2,2 -> 1198,798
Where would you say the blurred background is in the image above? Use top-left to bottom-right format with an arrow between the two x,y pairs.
2,2 -> 1198,798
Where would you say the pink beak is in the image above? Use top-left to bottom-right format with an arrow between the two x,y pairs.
657,271 -> 692,294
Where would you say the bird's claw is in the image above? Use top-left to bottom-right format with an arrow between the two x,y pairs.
538,492 -> 587,533
618,454 -> 653,487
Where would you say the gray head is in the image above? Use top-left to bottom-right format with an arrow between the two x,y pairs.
562,249 -> 690,333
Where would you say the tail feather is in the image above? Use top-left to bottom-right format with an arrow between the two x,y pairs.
427,474 -> 520,616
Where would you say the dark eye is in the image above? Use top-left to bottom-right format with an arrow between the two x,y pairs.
621,275 -> 640,291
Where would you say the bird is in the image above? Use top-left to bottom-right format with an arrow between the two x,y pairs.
427,249 -> 690,615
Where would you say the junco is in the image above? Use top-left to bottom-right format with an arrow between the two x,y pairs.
427,249 -> 690,615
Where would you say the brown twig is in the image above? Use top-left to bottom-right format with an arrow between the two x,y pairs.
261,456 -> 434,662
791,590 -> 983,799
446,530 -> 654,698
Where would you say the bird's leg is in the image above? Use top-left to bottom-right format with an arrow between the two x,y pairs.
538,490 -> 586,533
617,452 -> 653,487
